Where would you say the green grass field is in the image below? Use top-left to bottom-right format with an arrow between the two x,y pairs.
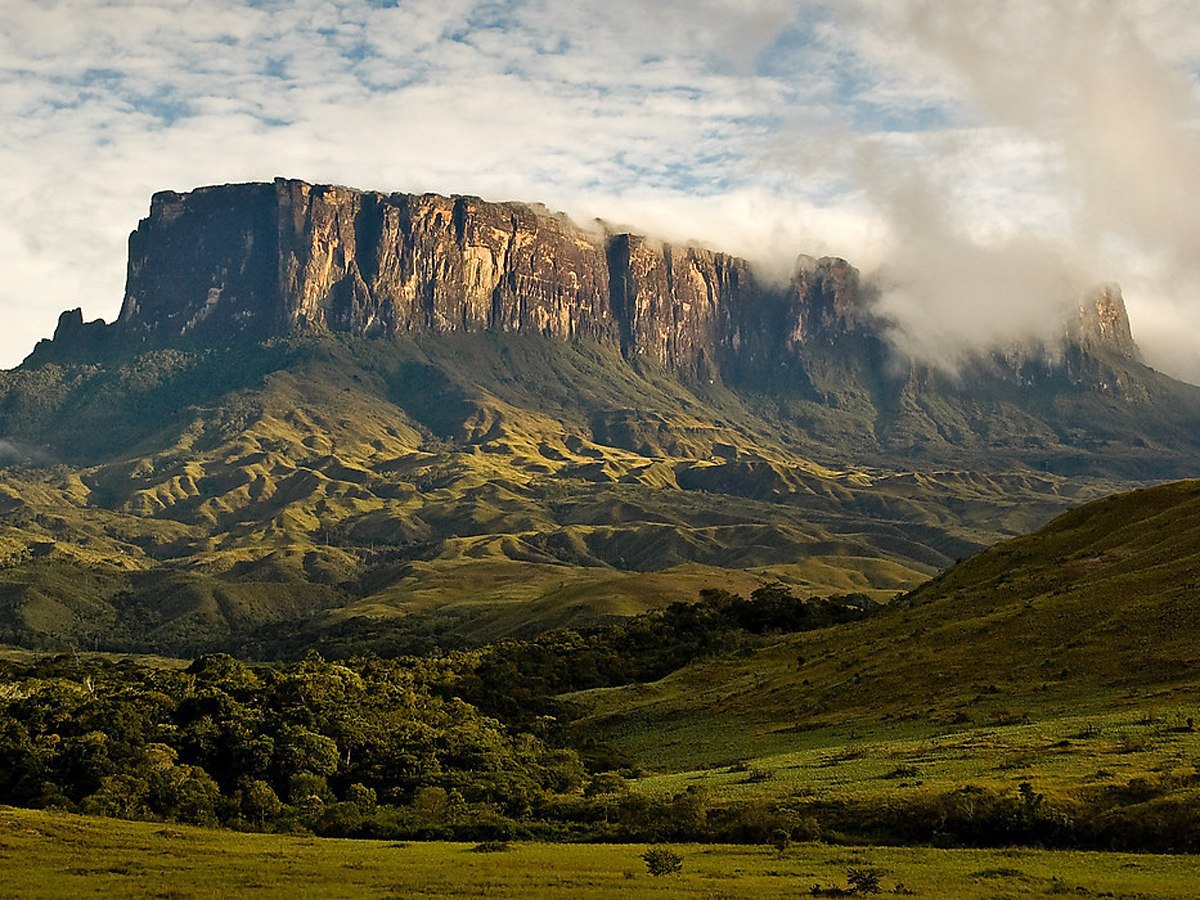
633,705 -> 1200,808
573,481 -> 1200,772
4,805 -> 1200,898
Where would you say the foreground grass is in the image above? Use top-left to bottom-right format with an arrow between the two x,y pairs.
3,806 -> 1200,898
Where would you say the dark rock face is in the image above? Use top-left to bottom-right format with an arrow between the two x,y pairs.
110,179 -> 769,377
120,183 -> 282,341
34,178 -> 1139,379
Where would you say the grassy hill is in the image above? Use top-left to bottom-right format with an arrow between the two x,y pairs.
565,480 -> 1200,849
1,332 -> 1153,656
4,481 -> 1200,857
575,479 -> 1200,763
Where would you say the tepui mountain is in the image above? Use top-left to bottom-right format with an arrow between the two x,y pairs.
0,177 -> 1197,656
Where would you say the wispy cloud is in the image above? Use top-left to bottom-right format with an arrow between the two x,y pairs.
829,0 -> 1200,378
1,1 -> 1198,383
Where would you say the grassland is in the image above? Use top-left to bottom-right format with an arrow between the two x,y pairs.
5,805 -> 1200,898
536,481 -> 1200,856
1,446 -> 1200,892
634,704 -> 1200,816
573,480 -> 1200,767
2,332 -> 1137,657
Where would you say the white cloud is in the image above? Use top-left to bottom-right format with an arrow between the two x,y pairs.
829,0 -> 1200,381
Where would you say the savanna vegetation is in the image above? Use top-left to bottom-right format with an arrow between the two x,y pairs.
0,586 -> 881,842
2,332 -> 1157,658
5,567 -> 1200,853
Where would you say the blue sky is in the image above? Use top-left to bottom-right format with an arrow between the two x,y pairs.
3,0 -> 1200,381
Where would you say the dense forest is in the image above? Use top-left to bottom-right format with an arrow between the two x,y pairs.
0,587 -> 875,841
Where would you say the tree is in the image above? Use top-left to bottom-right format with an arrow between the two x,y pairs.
83,774 -> 150,820
239,778 -> 282,827
274,726 -> 339,780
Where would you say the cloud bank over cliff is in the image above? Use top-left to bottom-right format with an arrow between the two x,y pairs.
2,1 -> 1198,381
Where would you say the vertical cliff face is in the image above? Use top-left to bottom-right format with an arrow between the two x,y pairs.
75,177 -> 1141,383
272,181 -> 622,346
785,255 -> 864,345
113,178 -> 769,376
119,183 -> 282,340
1068,284 -> 1140,360
606,233 -> 753,374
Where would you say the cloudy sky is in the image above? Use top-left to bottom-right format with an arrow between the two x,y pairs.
3,1 -> 1200,382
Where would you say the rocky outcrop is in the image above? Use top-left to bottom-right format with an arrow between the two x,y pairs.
1069,284 -> 1140,360
31,178 -> 1141,380
785,255 -> 864,345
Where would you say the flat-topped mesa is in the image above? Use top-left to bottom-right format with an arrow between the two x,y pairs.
31,178 -> 1143,378
114,178 -> 764,375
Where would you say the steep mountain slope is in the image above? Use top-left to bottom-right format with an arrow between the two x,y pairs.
30,178 -> 1200,478
1,178 -> 1198,655
575,479 -> 1200,768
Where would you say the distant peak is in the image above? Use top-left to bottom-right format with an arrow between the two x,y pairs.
1068,283 -> 1140,360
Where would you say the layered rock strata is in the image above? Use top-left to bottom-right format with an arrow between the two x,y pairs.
38,178 -> 1136,377
112,179 -> 769,376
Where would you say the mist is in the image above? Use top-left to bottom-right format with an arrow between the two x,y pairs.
831,0 -> 1200,382
0,438 -> 55,466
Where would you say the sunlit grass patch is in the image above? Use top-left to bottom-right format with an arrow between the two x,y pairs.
4,807 -> 1200,898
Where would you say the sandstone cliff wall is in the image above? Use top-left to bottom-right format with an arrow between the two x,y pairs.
114,178 -> 778,375
54,178 -> 1138,378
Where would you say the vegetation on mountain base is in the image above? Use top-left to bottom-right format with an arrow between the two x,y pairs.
4,554 -> 1200,852
0,587 -> 880,842
2,328 -> 1191,655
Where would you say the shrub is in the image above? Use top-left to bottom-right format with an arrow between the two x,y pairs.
642,846 -> 683,876
846,866 -> 883,894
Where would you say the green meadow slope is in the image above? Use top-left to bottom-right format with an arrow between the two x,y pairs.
575,479 -> 1200,769
556,481 -> 1200,852
1,332 -> 1151,656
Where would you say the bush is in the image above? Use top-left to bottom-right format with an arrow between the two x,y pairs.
470,839 -> 511,853
846,866 -> 883,894
642,846 -> 683,876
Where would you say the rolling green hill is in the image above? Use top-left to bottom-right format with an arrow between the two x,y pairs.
574,479 -> 1200,767
3,481 -> 1200,855
0,328 -> 1193,656
547,480 -> 1200,851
